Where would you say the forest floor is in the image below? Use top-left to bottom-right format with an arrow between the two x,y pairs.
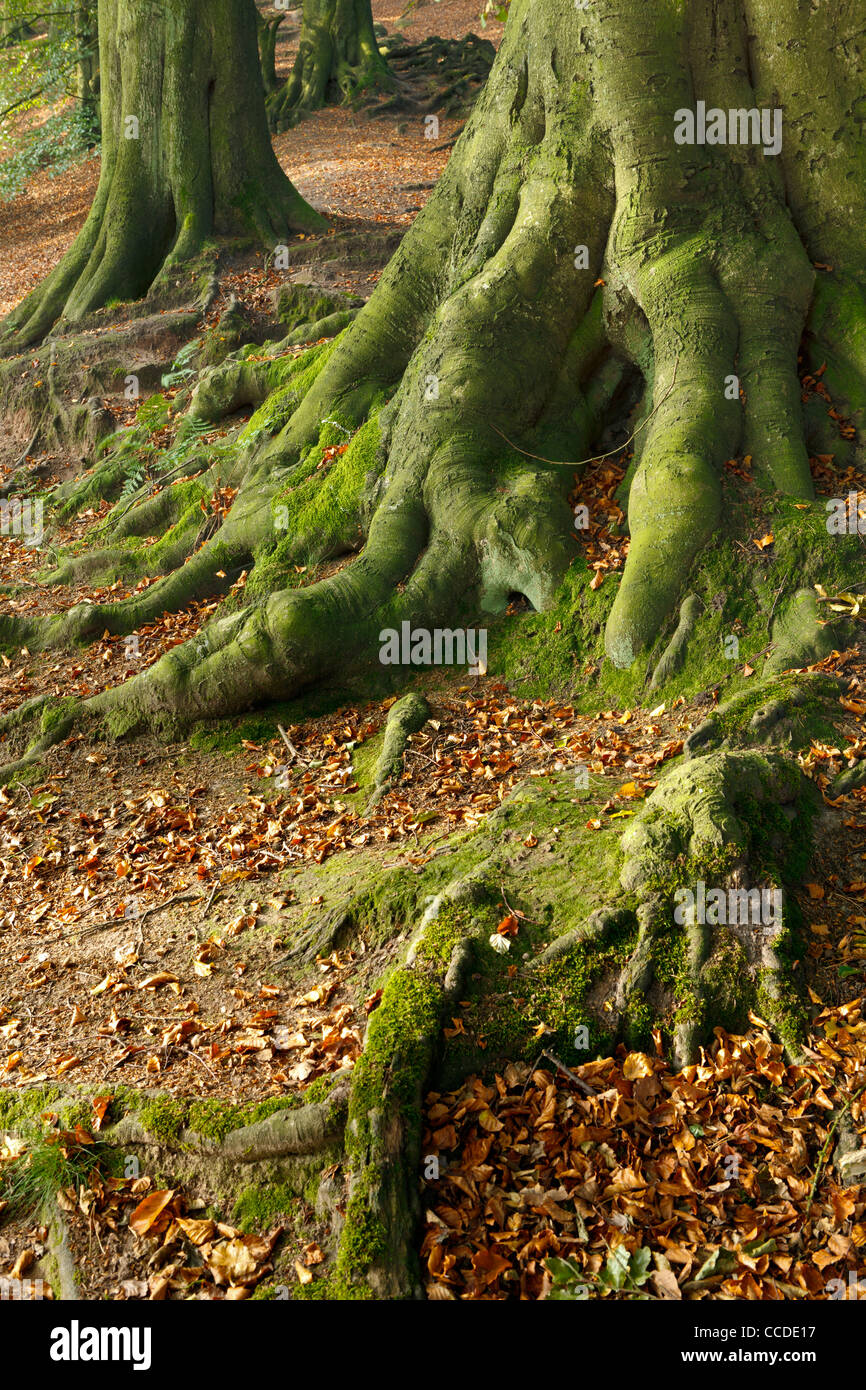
1,0 -> 866,1303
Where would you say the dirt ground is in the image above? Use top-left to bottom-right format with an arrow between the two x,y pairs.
0,0 -> 504,318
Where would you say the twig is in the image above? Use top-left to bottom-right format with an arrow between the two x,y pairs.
201,884 -> 220,918
541,1048 -> 598,1098
491,357 -> 679,470
277,723 -> 307,765
802,1077 -> 866,1224
72,891 -> 201,939
767,584 -> 785,634
499,883 -> 542,926
519,1047 -> 598,1099
174,1045 -> 219,1082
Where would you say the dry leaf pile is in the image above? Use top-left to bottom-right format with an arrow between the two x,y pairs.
421,1001 -> 866,1300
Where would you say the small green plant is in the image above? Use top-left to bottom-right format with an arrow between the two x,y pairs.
0,1127 -> 107,1218
119,463 -> 147,502
161,338 -> 201,388
545,1245 -> 653,1300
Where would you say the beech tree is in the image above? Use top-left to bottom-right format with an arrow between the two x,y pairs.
1,0 -> 324,347
266,0 -> 392,130
1,0 -> 865,1296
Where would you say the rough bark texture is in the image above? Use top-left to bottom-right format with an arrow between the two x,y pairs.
256,9 -> 284,96
267,0 -> 392,130
1,0 -> 324,348
75,0 -> 100,133
2,0 -> 865,1299
3,0 -> 864,741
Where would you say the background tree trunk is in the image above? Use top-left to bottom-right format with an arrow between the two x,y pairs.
256,8 -> 284,95
2,0 -> 325,348
267,0 -> 392,130
75,0 -> 100,135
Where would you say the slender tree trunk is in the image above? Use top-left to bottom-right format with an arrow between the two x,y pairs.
267,0 -> 392,130
255,9 -> 284,95
75,0 -> 100,134
1,0 -> 325,348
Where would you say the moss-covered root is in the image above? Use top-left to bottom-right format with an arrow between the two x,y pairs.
684,671 -> 842,759
366,692 -> 430,810
616,749 -> 818,1065
338,873 -> 483,1297
650,593 -> 701,690
764,589 -> 849,677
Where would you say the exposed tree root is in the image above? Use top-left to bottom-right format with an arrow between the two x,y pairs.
366,692 -> 430,809
372,31 -> 495,119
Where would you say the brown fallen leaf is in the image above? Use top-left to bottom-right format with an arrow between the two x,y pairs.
10,1249 -> 34,1279
129,1189 -> 176,1237
176,1217 -> 216,1246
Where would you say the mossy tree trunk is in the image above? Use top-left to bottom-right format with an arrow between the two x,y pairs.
3,0 -> 864,1298
255,8 -> 284,96
267,0 -> 392,130
75,0 -> 100,135
1,0 -> 325,349
5,0 -> 865,732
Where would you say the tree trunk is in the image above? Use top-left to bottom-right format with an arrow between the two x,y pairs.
1,0 -> 325,348
267,0 -> 392,130
2,0 -> 864,1299
255,9 -> 284,96
75,0 -> 100,136
6,0 -> 865,742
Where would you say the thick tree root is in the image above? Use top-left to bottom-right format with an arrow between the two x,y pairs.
365,692 -> 430,810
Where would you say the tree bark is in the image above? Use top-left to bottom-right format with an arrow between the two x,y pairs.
2,0 -> 864,1297
75,0 -> 100,135
6,0 -> 865,722
267,0 -> 392,130
1,0 -> 325,348
255,9 -> 284,96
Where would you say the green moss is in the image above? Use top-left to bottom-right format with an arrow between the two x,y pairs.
245,410 -> 383,598
232,1182 -> 301,1232
484,464 -> 865,713
294,1269 -> 374,1301
39,697 -> 80,735
239,339 -> 337,442
0,1085 -> 63,1133
623,988 -> 655,1049
133,1077 -> 343,1148
338,1182 -> 388,1278
416,904 -> 474,967
138,1096 -> 187,1144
